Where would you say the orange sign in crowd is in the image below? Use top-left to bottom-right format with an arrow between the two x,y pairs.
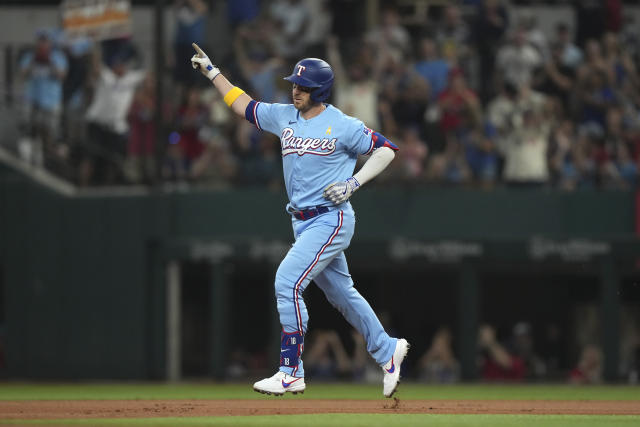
61,0 -> 131,40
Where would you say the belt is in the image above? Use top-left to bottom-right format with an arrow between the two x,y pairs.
289,206 -> 330,221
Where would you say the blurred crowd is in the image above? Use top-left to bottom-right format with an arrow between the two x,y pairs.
224,320 -> 640,385
10,0 -> 640,189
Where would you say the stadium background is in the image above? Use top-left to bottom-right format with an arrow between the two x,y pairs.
0,0 -> 640,390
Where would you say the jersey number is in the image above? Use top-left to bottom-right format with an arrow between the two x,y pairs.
296,65 -> 306,76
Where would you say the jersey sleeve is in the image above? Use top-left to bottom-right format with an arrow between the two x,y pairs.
245,101 -> 289,135
343,118 -> 376,155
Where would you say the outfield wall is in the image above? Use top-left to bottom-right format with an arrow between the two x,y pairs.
1,164 -> 638,381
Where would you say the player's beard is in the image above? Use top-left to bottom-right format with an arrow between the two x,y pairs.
293,97 -> 318,114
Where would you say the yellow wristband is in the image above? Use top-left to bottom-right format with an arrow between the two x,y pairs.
223,87 -> 245,107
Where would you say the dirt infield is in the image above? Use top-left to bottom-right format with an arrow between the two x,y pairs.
2,399 -> 639,419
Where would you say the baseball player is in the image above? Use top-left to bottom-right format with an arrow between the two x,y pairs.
191,43 -> 409,398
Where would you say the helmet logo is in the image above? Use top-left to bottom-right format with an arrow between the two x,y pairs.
296,64 -> 306,76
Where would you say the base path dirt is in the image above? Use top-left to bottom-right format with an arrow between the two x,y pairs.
2,399 -> 639,419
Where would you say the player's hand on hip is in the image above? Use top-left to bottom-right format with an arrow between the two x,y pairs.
323,177 -> 360,205
191,42 -> 220,81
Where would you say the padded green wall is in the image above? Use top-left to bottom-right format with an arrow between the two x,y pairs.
0,165 -> 636,378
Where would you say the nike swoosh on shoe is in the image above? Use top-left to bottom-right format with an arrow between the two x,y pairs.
385,357 -> 395,373
282,378 -> 301,388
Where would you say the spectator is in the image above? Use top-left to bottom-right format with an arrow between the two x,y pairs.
243,131 -> 282,189
434,4 -> 471,69
327,36 -> 382,130
606,140 -> 637,189
304,328 -> 388,383
414,37 -> 451,102
534,41 -> 576,116
478,324 -> 526,381
234,21 -> 287,103
347,311 -> 402,383
539,323 -> 566,379
580,38 -> 610,78
328,0 -> 366,40
598,106 -> 638,189
548,119 -> 586,191
437,68 -> 481,137
430,68 -> 482,184
126,73 -> 164,185
9,2 -> 640,193
553,23 -> 583,70
269,0 -> 311,60
83,46 -> 146,186
226,347 -> 251,379
189,127 -> 238,187
570,123 -> 600,189
502,108 -> 551,187
472,0 -> 509,103
303,329 -> 353,380
172,0 -> 208,92
509,322 -> 546,380
605,0 -> 623,34
620,314 -> 639,384
569,344 -> 603,384
602,32 -> 638,93
379,54 -> 429,134
518,12 -> 549,62
619,14 -> 640,68
396,126 -> 428,181
18,29 -> 68,167
425,136 -> 472,185
365,6 -> 411,63
62,35 -> 93,148
495,26 -> 543,90
461,121 -> 499,187
301,0 -> 333,59
350,329 -> 379,383
100,36 -> 140,71
575,66 -> 616,130
165,87 -> 209,182
377,99 -> 399,144
417,327 -> 460,383
488,80 -> 549,186
226,0 -> 260,30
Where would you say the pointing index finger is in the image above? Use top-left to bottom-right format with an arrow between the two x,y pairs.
192,42 -> 205,56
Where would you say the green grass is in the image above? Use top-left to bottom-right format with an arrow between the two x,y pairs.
1,382 -> 639,401
3,414 -> 640,427
1,383 -> 638,426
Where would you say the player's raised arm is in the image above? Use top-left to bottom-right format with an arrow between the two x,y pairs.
190,43 -> 252,116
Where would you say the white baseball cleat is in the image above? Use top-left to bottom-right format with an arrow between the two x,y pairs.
382,338 -> 410,398
253,371 -> 306,396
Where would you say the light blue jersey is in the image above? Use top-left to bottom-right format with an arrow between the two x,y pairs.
245,99 -> 397,379
251,103 -> 375,209
20,49 -> 68,111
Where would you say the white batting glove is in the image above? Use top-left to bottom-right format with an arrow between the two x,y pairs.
191,42 -> 220,81
323,177 -> 360,205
